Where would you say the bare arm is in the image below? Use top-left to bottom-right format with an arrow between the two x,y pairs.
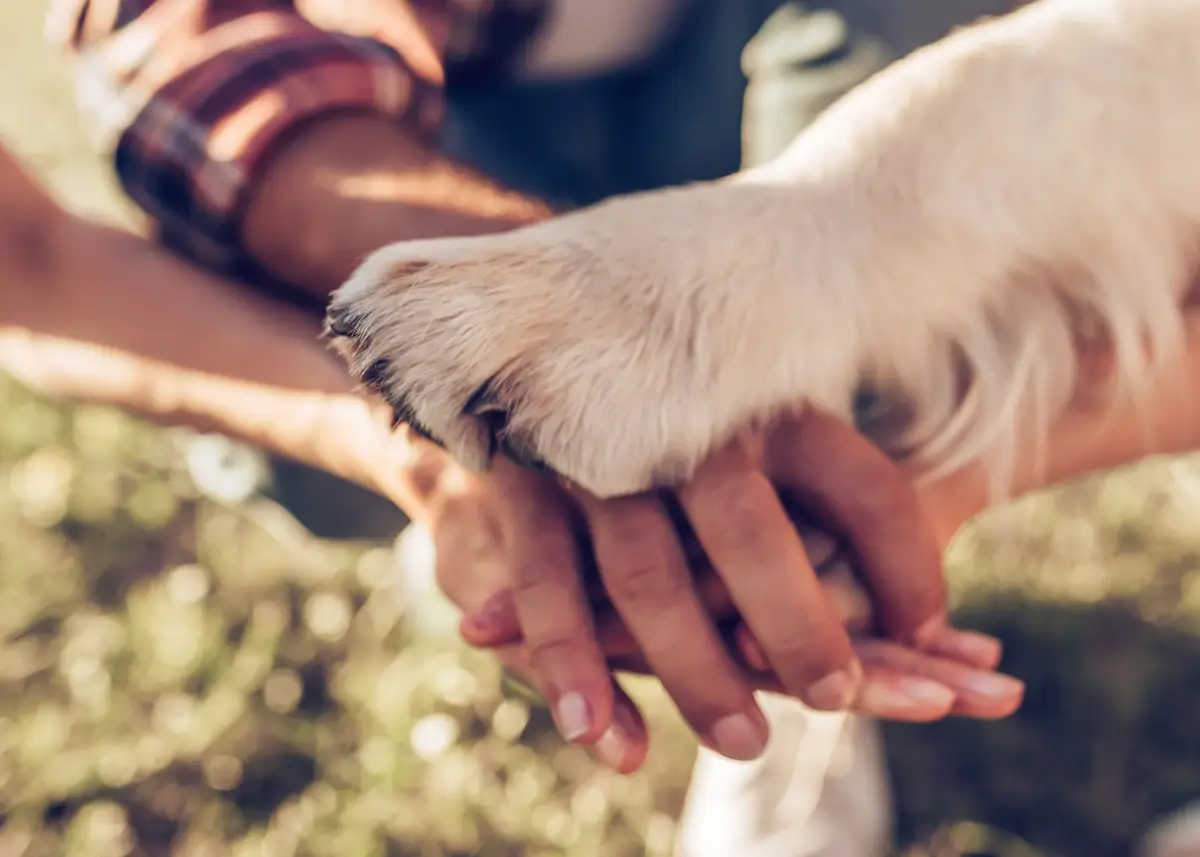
927,322 -> 1200,539
0,141 -> 429,506
240,114 -> 550,298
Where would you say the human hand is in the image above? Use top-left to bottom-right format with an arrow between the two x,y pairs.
448,410 -> 1023,769
383,434 -> 653,772
406,435 -> 1019,775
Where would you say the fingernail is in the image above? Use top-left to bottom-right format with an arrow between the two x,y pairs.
806,666 -> 860,710
961,671 -> 1025,699
458,604 -> 518,649
736,626 -> 770,672
463,592 -> 513,632
709,713 -> 768,760
555,692 -> 593,742
592,703 -> 639,771
592,726 -> 627,770
914,616 -> 950,648
861,677 -> 955,713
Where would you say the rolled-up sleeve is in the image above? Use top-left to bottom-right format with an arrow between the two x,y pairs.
49,0 -> 446,271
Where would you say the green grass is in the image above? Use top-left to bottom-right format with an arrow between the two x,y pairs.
2,1 -> 1200,854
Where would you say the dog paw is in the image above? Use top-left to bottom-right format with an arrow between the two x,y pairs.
326,181 -> 865,498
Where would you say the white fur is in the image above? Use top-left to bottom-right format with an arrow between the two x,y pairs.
1141,802 -> 1200,857
328,0 -> 1200,500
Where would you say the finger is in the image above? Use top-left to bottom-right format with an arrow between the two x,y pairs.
465,559 -> 884,664
490,461 -> 614,746
766,411 -> 946,645
741,671 -> 957,723
578,490 -> 770,762
461,588 -> 648,655
854,639 -> 1024,720
733,618 -> 1003,673
462,570 -> 740,656
735,627 -> 1021,722
587,563 -> 872,657
853,669 -> 957,722
732,624 -> 954,721
916,621 -> 1004,670
679,443 -> 861,711
459,588 -> 523,646
588,680 -> 650,774
465,558 -> 890,677
497,648 -> 649,773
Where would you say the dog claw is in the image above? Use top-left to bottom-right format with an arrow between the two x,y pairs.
324,308 -> 359,338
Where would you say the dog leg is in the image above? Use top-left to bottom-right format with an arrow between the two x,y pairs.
329,0 -> 1200,499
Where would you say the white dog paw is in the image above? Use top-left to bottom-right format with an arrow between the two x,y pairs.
326,181 -> 865,498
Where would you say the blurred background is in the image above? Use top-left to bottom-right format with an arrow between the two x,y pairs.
2,0 -> 1200,855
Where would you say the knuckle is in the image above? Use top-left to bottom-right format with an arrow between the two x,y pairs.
669,681 -> 746,724
844,462 -> 915,522
767,629 -> 848,685
508,562 -> 597,659
509,565 -> 574,607
694,474 -> 774,545
605,552 -> 691,606
593,502 -> 692,607
525,632 -> 592,673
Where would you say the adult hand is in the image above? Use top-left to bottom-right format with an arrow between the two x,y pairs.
407,430 -> 1020,776
453,410 -> 1024,767
386,431 -> 653,773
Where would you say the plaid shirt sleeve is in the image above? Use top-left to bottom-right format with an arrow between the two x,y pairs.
47,0 -> 450,272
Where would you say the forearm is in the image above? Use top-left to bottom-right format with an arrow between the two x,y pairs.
933,312 -> 1200,534
240,114 -> 553,298
51,0 -> 552,301
1035,326 -> 1200,486
0,210 -> 418,508
0,125 -> 542,516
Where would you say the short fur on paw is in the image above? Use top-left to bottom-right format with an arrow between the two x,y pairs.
327,180 -> 866,498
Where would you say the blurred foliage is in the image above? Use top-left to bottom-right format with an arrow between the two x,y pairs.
2,0 -> 1200,854
890,465 -> 1200,857
0,381 -> 698,857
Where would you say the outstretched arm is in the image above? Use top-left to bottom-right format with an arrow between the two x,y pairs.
928,318 -> 1200,540
0,144 -> 420,509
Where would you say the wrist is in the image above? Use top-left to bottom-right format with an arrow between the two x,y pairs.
294,392 -> 458,524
